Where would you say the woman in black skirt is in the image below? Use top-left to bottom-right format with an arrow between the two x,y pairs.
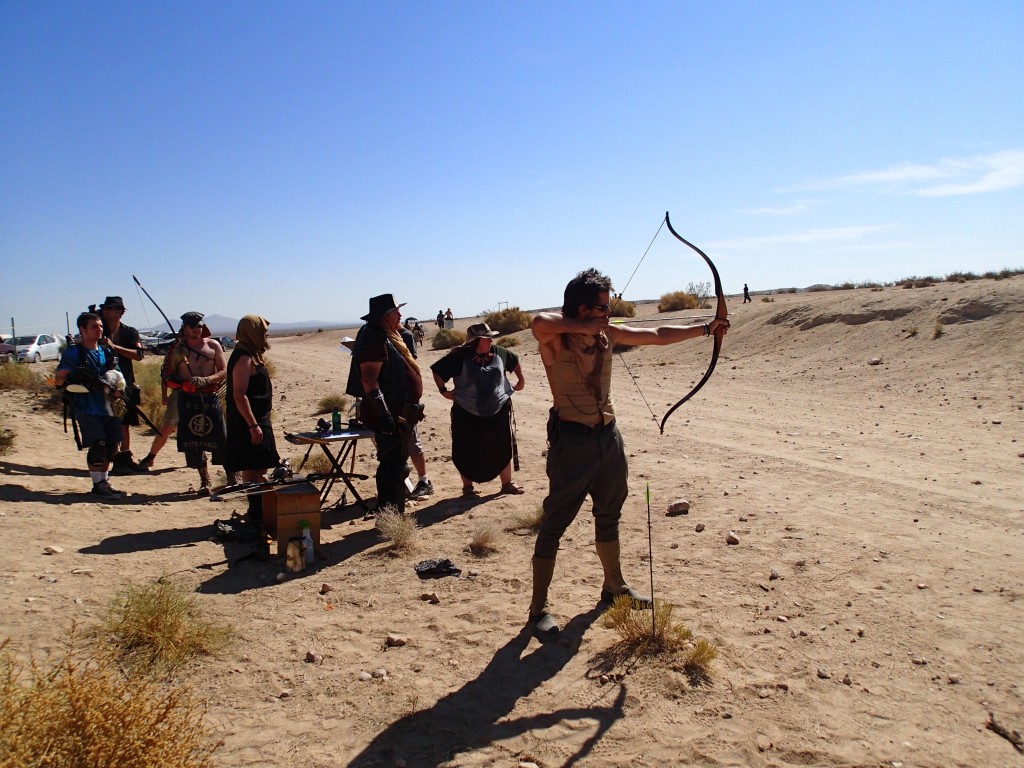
225,315 -> 280,494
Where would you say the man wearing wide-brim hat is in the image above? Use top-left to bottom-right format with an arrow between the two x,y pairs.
99,296 -> 145,474
346,294 -> 426,514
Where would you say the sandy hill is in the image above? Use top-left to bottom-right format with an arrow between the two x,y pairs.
1,276 -> 1022,766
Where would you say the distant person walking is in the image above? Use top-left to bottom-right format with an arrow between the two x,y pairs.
444,308 -> 454,330
436,310 -> 445,330
743,283 -> 751,303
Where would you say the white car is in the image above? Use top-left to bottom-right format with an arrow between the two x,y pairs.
13,334 -> 63,363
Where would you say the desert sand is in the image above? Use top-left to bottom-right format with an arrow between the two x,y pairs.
1,275 -> 1022,767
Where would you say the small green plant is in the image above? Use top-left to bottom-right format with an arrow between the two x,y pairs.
657,291 -> 699,312
468,524 -> 501,557
315,393 -> 349,415
609,297 -> 636,318
97,580 -> 231,672
0,638 -> 221,768
496,335 -> 520,348
432,329 -> 467,350
375,505 -> 418,552
484,306 -> 531,335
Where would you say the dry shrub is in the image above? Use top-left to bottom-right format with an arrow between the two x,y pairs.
298,450 -> 334,475
657,291 -> 699,312
375,505 -> 418,552
760,296 -> 775,303
496,335 -> 520,348
610,297 -> 635,318
468,524 -> 500,556
315,393 -> 349,415
0,417 -> 13,456
506,505 -> 544,533
97,580 -> 231,672
484,306 -> 531,335
933,322 -> 944,339
431,329 -> 466,350
0,639 -> 221,768
135,358 -> 166,428
602,597 -> 693,654
685,637 -> 718,672
0,361 -> 47,391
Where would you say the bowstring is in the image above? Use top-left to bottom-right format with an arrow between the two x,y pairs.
616,215 -> 667,429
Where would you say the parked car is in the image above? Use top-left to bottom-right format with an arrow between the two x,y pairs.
0,340 -> 16,363
142,331 -> 178,354
216,336 -> 236,349
12,334 -> 63,363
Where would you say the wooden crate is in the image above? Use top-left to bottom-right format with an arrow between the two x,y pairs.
263,482 -> 321,557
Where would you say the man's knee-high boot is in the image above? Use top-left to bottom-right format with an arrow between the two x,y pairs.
596,540 -> 652,608
529,556 -> 559,639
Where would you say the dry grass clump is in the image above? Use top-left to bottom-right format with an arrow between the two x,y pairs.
97,580 -> 231,672
610,297 -> 636,318
657,291 -> 699,312
298,449 -> 334,475
0,639 -> 220,768
601,596 -> 718,672
505,505 -> 544,533
432,329 -> 467,350
314,393 -> 349,415
496,335 -> 520,348
0,416 -> 13,456
483,306 -> 531,335
0,361 -> 47,391
933,322 -> 944,339
468,524 -> 501,556
375,505 -> 418,552
134,358 -> 166,428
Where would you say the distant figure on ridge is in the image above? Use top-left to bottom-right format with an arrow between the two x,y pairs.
444,308 -> 454,329
436,310 -> 445,330
743,283 -> 751,303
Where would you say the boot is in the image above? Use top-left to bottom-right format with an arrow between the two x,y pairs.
528,556 -> 559,640
246,494 -> 264,528
225,470 -> 238,487
595,540 -> 652,609
109,451 -> 136,476
197,463 -> 211,497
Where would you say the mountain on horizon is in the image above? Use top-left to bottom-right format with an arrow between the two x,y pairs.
144,314 -> 362,336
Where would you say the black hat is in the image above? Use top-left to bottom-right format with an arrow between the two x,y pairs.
361,293 -> 406,322
180,311 -> 205,327
100,296 -> 126,311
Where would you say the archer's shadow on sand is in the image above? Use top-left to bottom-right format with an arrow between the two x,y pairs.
346,607 -> 623,768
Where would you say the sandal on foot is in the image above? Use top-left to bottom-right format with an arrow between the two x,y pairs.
600,586 -> 653,610
528,612 -> 559,641
500,481 -> 526,495
462,486 -> 480,497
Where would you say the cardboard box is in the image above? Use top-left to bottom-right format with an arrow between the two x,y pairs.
263,482 -> 321,557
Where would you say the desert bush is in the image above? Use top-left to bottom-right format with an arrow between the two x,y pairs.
657,291 -> 699,312
468,524 -> 500,557
432,329 -> 466,350
856,280 -> 882,289
686,281 -> 712,308
97,580 -> 231,672
0,639 -> 221,768
315,394 -> 349,415
906,325 -> 919,338
602,597 -> 694,655
610,297 -> 636,318
685,637 -> 719,672
933,322 -> 944,339
834,281 -> 856,290
298,450 -> 334,475
496,335 -> 520,348
0,417 -> 13,455
484,306 -> 531,335
945,271 -> 977,283
506,505 -> 544,533
0,360 -> 47,391
375,506 -> 418,552
760,296 -> 775,303
134,359 -> 166,428
786,287 -> 798,293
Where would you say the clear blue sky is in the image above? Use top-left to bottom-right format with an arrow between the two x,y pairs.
2,1 -> 1022,334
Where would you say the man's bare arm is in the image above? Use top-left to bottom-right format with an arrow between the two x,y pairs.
606,318 -> 729,347
531,312 -> 609,344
